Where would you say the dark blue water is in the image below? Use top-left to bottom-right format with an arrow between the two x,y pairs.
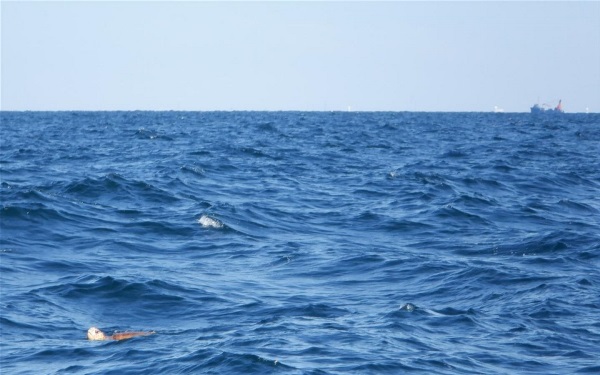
1,111 -> 599,374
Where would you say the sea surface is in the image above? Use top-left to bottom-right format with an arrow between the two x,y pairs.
1,111 -> 599,374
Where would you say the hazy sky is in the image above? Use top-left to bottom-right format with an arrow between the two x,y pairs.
2,1 -> 599,112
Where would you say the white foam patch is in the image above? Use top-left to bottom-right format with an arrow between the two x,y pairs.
198,215 -> 223,229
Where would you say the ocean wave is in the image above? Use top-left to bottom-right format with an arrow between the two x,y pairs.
197,215 -> 224,229
2,111 -> 599,374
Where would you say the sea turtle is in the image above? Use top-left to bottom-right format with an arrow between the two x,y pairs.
87,326 -> 155,341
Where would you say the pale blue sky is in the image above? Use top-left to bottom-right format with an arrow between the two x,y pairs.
2,1 -> 599,112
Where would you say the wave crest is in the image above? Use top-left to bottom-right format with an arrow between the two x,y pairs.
197,215 -> 223,229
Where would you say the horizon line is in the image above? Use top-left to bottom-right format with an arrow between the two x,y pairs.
1,109 -> 595,114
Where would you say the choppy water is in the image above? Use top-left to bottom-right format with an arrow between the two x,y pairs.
1,111 -> 599,374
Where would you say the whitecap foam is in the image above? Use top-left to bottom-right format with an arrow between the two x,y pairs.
197,215 -> 223,229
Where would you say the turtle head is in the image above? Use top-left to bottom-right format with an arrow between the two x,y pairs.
87,326 -> 106,340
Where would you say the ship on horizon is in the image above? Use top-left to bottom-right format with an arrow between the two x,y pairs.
531,99 -> 564,114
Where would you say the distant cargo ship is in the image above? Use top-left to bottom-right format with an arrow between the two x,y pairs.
531,99 -> 564,114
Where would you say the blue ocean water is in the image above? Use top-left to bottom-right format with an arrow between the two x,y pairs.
1,111 -> 599,374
